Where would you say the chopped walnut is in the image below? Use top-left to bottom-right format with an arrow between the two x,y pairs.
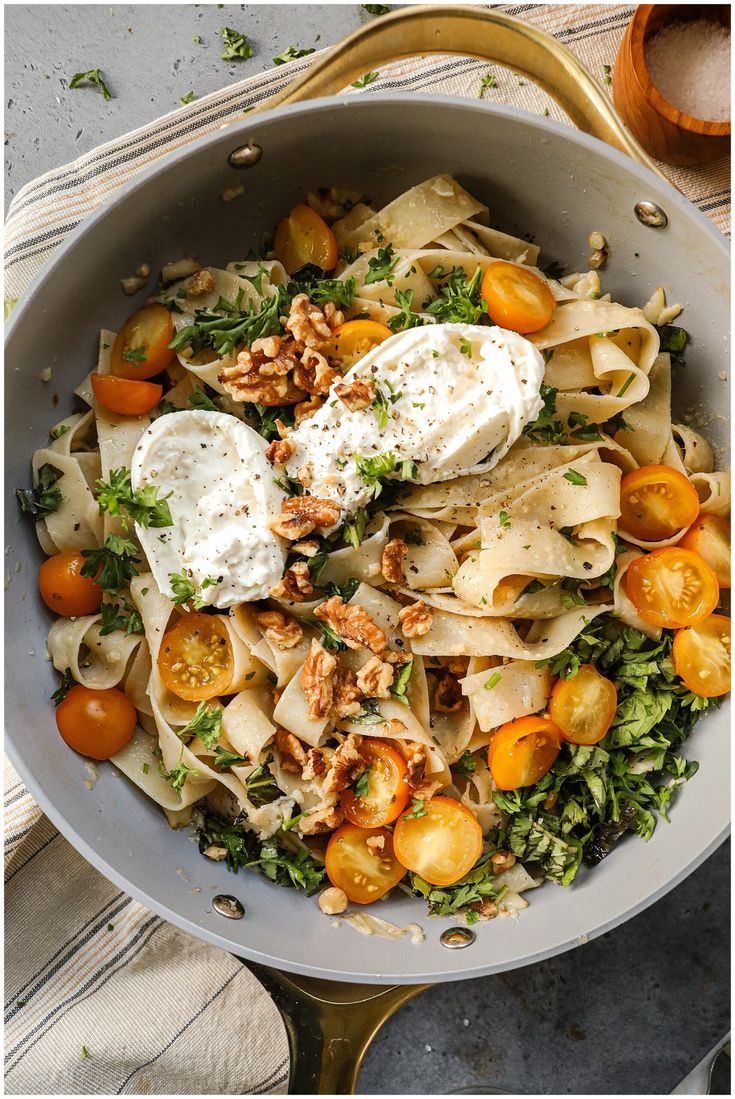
293,348 -> 339,397
256,610 -> 303,650
302,747 -> 327,781
381,538 -> 408,583
446,656 -> 469,677
366,834 -> 386,854
270,495 -> 341,541
219,346 -> 306,406
265,437 -> 295,465
314,595 -> 387,655
292,539 -> 321,557
319,886 -> 348,914
322,733 -> 365,795
491,851 -> 516,874
300,804 -> 344,835
301,638 -> 337,719
202,845 -> 229,861
284,293 -> 343,349
186,269 -> 215,297
356,655 -> 395,699
334,378 -> 376,412
398,600 -> 433,639
405,743 -> 427,791
332,666 -> 363,718
269,560 -> 314,602
471,898 -> 499,920
293,395 -> 325,424
275,729 -> 308,772
434,673 -> 464,713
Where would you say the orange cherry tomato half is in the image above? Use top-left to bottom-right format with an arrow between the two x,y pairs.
619,465 -> 700,543
625,547 -> 719,629
274,204 -> 338,275
487,716 -> 562,791
56,684 -> 137,760
111,304 -> 175,380
325,823 -> 407,904
679,514 -> 731,589
91,373 -> 163,416
549,664 -> 618,745
340,738 -> 410,828
393,797 -> 483,887
38,552 -> 102,617
330,319 -> 393,362
673,614 -> 731,699
158,612 -> 234,701
481,260 -> 556,334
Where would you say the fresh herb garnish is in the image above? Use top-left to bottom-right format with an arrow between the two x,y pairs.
244,760 -> 282,806
354,452 -> 417,498
189,386 -> 219,412
198,812 -> 326,894
96,467 -> 173,529
51,668 -> 75,706
351,698 -> 386,724
220,27 -> 253,61
352,70 -> 380,89
169,571 -> 215,608
50,424 -> 71,440
453,750 -> 477,780
81,535 -> 140,594
179,702 -> 223,750
656,324 -> 688,365
121,346 -> 147,364
170,285 -> 284,358
69,69 -> 113,100
408,848 -> 506,922
159,750 -> 197,793
390,660 -> 413,705
214,747 -> 248,769
563,469 -> 588,487
371,380 -> 402,428
484,671 -> 502,690
365,244 -> 397,286
17,463 -> 64,520
403,798 -> 428,819
341,507 -> 369,549
273,46 -> 315,65
478,72 -> 498,97
522,384 -> 566,445
425,266 -> 484,325
387,287 -> 427,333
99,599 -> 144,637
363,4 -> 391,13
352,769 -> 371,798
179,91 -> 195,105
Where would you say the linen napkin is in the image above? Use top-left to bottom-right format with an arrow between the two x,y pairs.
4,5 -> 729,1094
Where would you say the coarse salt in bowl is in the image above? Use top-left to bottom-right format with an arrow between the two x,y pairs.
645,18 -> 731,122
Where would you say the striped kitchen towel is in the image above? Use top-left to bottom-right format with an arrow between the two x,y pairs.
4,5 -> 730,1095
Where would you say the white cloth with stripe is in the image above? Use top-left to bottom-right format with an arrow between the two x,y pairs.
4,5 -> 729,1094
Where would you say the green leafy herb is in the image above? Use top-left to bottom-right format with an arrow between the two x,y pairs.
564,469 -> 588,487
159,750 -> 197,793
69,69 -> 113,100
656,324 -> 688,365
403,798 -> 428,819
17,463 -> 64,520
408,848 -> 506,921
249,402 -> 295,443
354,452 -> 416,499
371,379 -> 402,428
453,750 -> 477,780
121,346 -> 147,364
459,336 -> 472,357
365,244 -> 397,286
425,266 -> 483,325
351,698 -> 386,725
352,70 -> 380,89
198,812 -> 326,894
273,46 -> 315,65
50,424 -> 71,440
220,27 -> 253,61
313,619 -> 347,653
169,570 -> 212,607
616,373 -> 635,398
81,535 -> 140,594
390,660 -> 413,705
323,576 -> 361,602
387,287 -> 427,333
602,64 -> 612,85
522,384 -> 566,445
478,72 -> 498,97
170,285 -> 284,358
179,702 -> 223,750
96,467 -> 173,528
189,386 -> 219,412
244,760 -> 282,807
498,510 -> 511,530
341,507 -> 369,549
363,4 -> 391,13
99,599 -> 144,637
51,668 -> 75,706
484,671 -> 502,691
404,527 -> 424,546
353,769 -> 371,799
214,747 -> 248,769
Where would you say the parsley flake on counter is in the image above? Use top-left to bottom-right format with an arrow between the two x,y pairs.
220,27 -> 254,61
478,71 -> 498,97
179,91 -> 196,105
69,69 -> 113,100
273,46 -> 316,65
363,4 -> 391,13
352,70 -> 380,89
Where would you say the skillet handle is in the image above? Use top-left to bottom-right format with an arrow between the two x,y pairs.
251,3 -> 657,171
247,962 -> 430,1094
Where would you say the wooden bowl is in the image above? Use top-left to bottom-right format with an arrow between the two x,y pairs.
613,4 -> 730,166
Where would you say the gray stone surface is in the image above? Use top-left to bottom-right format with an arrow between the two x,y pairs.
5,6 -> 731,1094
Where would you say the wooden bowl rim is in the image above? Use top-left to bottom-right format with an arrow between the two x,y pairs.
629,4 -> 731,137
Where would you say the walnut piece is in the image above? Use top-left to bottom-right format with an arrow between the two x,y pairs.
265,437 -> 295,465
334,378 -> 376,412
398,600 -> 433,639
293,348 -> 339,397
292,538 -> 321,558
275,729 -> 308,772
270,496 -> 342,541
269,560 -> 314,602
356,655 -> 395,699
365,834 -> 386,854
219,347 -> 306,406
300,804 -> 344,835
319,886 -> 348,914
314,595 -> 387,655
302,747 -> 327,781
256,610 -> 303,650
322,734 -> 365,795
186,269 -> 215,298
405,743 -> 427,791
471,898 -> 499,920
491,851 -> 516,874
332,666 -> 363,718
434,673 -> 464,713
381,538 -> 408,583
301,638 -> 337,719
284,293 -> 343,349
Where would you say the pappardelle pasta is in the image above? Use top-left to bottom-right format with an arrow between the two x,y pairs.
24,176 -> 731,926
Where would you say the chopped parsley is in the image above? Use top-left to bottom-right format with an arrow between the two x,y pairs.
522,384 -> 566,445
408,848 -> 507,922
99,599 -> 144,637
189,386 -> 219,412
351,698 -> 386,725
354,452 -> 417,498
387,287 -> 427,333
459,336 -> 472,357
170,284 -> 284,358
273,46 -> 316,65
51,668 -> 75,706
121,346 -> 147,364
498,510 -> 511,530
50,424 -> 71,440
363,4 -> 391,13
563,469 -> 588,487
95,467 -> 173,528
220,27 -> 254,61
69,69 -> 113,100
81,535 -> 140,594
425,266 -> 484,325
179,702 -> 223,750
159,750 -> 197,793
364,244 -> 397,286
341,507 -> 369,549
352,769 -> 371,799
169,571 -> 215,609
17,463 -> 64,520
198,812 -> 326,894
371,380 -> 402,428
244,760 -> 282,806
453,750 -> 477,780
403,798 -> 428,819
656,324 -> 688,365
179,91 -> 195,105
352,70 -> 380,88
214,747 -> 248,769
390,660 -> 413,705
478,71 -> 498,97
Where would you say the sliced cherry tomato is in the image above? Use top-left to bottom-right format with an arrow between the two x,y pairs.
679,514 -> 731,588
625,547 -> 719,629
393,796 -> 483,887
56,684 -> 137,760
673,614 -> 731,698
487,716 -> 561,791
158,612 -> 234,701
481,260 -> 556,334
111,304 -> 175,380
330,319 -> 393,362
38,552 -> 102,617
91,373 -> 163,416
619,465 -> 700,542
274,204 -> 338,275
549,664 -> 617,745
340,738 -> 410,827
325,823 -> 406,904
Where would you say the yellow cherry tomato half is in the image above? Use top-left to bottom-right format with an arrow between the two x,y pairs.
619,465 -> 700,543
488,716 -> 562,791
325,824 -> 407,904
111,303 -> 175,380
158,612 -> 234,701
481,260 -> 556,334
625,547 -> 719,629
340,738 -> 410,828
274,204 -> 338,275
673,614 -> 731,698
330,319 -> 393,363
56,684 -> 137,760
679,514 -> 731,589
393,796 -> 483,887
91,373 -> 163,416
549,664 -> 618,745
38,552 -> 102,617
